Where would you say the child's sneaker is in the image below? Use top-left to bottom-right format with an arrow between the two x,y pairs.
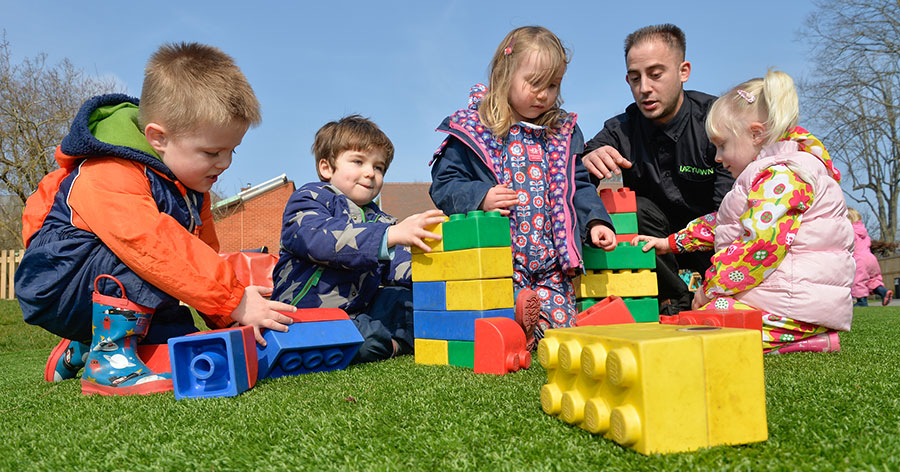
883,290 -> 893,306
515,289 -> 541,351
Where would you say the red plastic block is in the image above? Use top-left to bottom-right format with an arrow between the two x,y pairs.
575,295 -> 636,326
659,309 -> 763,330
615,233 -> 638,244
599,187 -> 637,214
474,317 -> 531,375
281,308 -> 350,323
137,344 -> 171,374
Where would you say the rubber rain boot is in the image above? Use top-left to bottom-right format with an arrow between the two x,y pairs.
81,275 -> 172,396
515,289 -> 541,351
771,332 -> 840,354
45,338 -> 91,382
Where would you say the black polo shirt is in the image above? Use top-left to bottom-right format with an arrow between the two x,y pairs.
585,90 -> 734,230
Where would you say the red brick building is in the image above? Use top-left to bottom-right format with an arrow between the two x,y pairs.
213,175 -> 295,253
378,182 -> 436,220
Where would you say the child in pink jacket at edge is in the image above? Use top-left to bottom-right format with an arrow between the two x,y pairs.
848,208 -> 893,307
636,70 -> 854,354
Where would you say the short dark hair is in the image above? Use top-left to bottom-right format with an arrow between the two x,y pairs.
624,24 -> 686,61
312,115 -> 394,181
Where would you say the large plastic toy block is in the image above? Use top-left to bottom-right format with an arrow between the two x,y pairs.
446,278 -> 514,311
441,211 -> 512,251
576,296 -> 635,326
474,317 -> 531,375
582,242 -> 656,270
448,341 -> 475,368
168,326 -> 258,400
599,187 -> 637,214
280,308 -> 350,323
580,297 -> 658,323
575,270 -> 658,298
137,344 -> 171,374
610,212 -> 638,234
257,319 -> 363,379
411,216 -> 449,254
660,309 -> 763,330
411,247 -> 513,282
414,308 -> 515,341
415,338 -> 448,365
538,324 -> 767,455
615,233 -> 638,245
413,281 -> 446,311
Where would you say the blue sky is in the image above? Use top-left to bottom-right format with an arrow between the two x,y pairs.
3,0 -> 818,198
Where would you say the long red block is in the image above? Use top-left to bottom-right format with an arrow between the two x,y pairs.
575,295 -> 635,326
474,317 -> 531,375
281,308 -> 349,323
599,187 -> 637,214
615,233 -> 638,244
659,309 -> 763,330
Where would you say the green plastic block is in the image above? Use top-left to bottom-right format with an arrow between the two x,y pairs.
582,242 -> 656,270
610,212 -> 638,234
442,210 -> 512,251
624,297 -> 659,322
577,297 -> 659,323
448,341 -> 474,368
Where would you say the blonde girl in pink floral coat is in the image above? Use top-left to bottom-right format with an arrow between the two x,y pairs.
635,70 -> 854,354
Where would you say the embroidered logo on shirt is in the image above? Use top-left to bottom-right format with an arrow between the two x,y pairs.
679,165 -> 715,176
526,144 -> 543,162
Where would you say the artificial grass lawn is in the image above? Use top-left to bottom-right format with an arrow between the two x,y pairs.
1,300 -> 899,471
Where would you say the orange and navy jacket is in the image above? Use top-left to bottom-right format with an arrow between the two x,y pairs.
18,94 -> 241,329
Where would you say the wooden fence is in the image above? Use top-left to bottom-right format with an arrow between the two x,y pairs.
1,249 -> 23,300
879,255 -> 900,294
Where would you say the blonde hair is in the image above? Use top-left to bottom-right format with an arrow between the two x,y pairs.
139,42 -> 261,136
479,26 -> 569,138
706,69 -> 798,147
847,208 -> 862,223
312,115 -> 395,181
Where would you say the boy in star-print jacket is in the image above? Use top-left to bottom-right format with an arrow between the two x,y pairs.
271,115 -> 445,363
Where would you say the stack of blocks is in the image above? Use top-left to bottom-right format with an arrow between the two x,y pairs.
538,323 -> 768,454
411,211 -> 519,370
577,187 -> 659,323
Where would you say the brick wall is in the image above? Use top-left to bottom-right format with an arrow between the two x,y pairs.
214,181 -> 295,253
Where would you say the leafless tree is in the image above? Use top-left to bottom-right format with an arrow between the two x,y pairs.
798,0 -> 900,242
0,34 -> 120,247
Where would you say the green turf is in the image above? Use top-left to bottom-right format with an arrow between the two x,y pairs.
1,299 -> 899,470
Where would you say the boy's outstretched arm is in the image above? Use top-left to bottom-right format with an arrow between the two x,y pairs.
386,209 -> 445,252
229,285 -> 297,346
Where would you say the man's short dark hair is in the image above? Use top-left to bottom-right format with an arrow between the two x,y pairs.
624,24 -> 686,61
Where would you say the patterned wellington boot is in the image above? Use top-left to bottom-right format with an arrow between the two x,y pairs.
81,275 -> 172,396
515,289 -> 541,351
44,338 -> 91,382
771,332 -> 841,354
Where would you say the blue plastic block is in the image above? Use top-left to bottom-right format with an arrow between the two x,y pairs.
413,281 -> 446,311
168,327 -> 256,400
257,319 -> 364,379
413,308 -> 515,341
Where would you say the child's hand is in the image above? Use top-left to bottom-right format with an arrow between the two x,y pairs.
230,286 -> 296,346
589,223 -> 617,251
480,184 -> 518,216
692,289 -> 710,311
387,209 -> 446,252
632,235 -> 671,254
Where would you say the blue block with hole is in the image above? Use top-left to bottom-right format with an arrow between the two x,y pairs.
413,281 -> 446,310
256,319 -> 364,379
168,326 -> 257,400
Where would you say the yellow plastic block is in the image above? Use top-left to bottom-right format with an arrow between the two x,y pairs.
538,324 -> 766,455
415,338 -> 448,365
575,269 -> 658,298
411,216 -> 449,254
411,247 -> 513,282
445,278 -> 514,311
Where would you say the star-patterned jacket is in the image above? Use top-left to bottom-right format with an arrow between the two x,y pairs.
271,182 -> 412,314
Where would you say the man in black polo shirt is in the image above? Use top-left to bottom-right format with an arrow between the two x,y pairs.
583,24 -> 734,314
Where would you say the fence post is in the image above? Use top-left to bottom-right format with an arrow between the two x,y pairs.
1,249 -> 24,300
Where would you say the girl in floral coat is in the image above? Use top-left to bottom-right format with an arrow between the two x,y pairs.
636,70 -> 854,354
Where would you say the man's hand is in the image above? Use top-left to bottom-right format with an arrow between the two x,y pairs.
480,184 -> 518,216
386,209 -> 446,252
583,145 -> 633,180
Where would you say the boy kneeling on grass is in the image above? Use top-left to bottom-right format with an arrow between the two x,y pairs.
15,42 -> 296,396
270,116 -> 444,363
